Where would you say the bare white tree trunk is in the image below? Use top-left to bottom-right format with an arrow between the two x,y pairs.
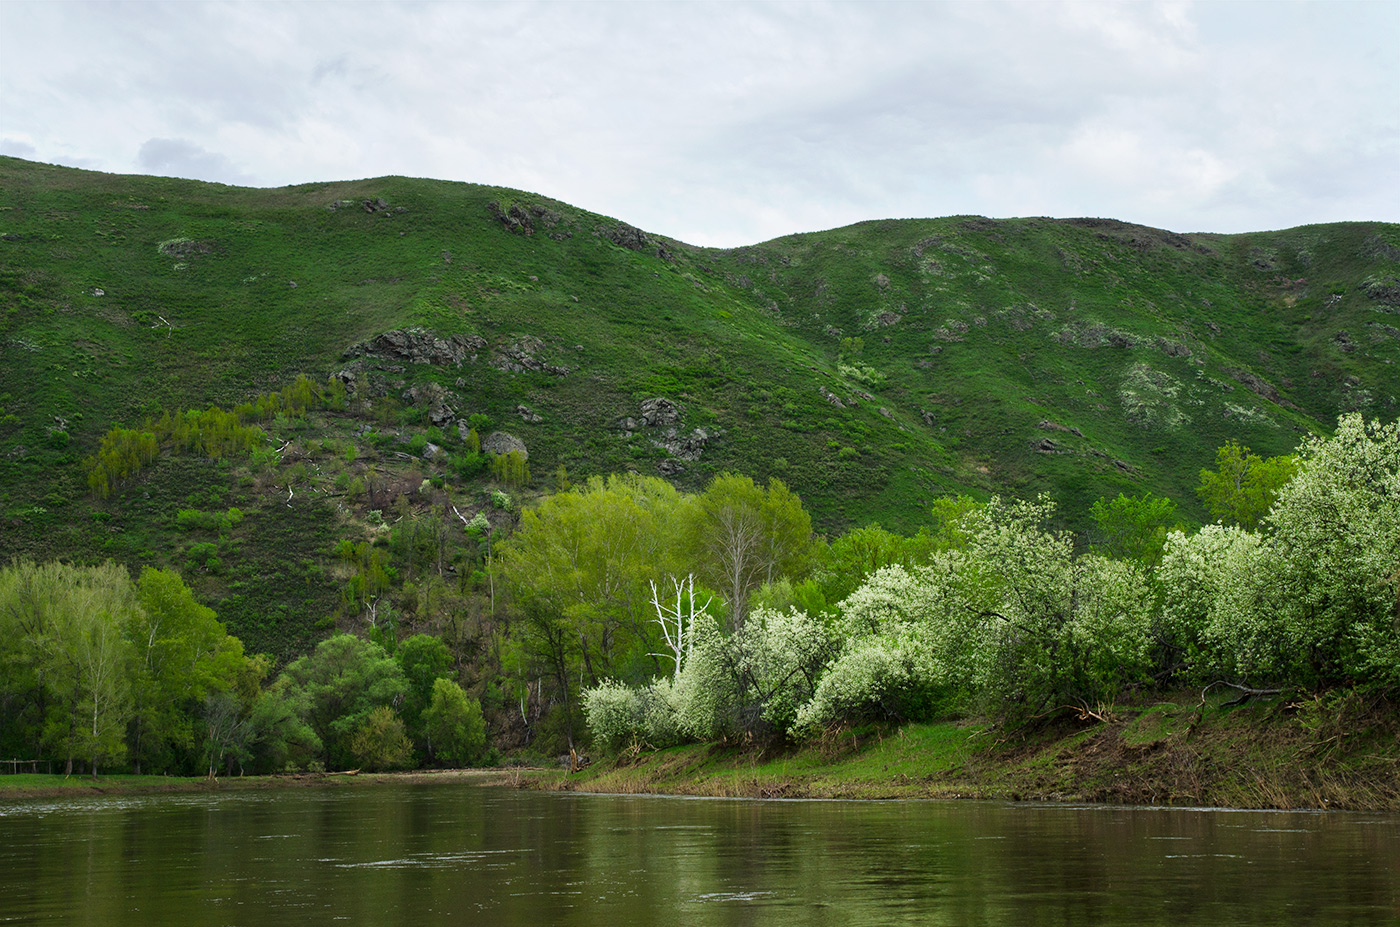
649,573 -> 712,680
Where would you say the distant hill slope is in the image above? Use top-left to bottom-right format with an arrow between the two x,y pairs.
1,156 -> 1397,651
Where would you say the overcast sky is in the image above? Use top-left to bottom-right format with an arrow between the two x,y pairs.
2,1 -> 1396,247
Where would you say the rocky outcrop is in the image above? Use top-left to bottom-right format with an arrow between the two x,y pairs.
401,382 -> 456,426
654,427 -> 719,462
491,336 -> 571,376
345,329 -> 486,367
481,431 -> 528,459
615,398 -> 717,463
488,201 -> 568,238
1039,420 -> 1084,438
639,398 -> 680,427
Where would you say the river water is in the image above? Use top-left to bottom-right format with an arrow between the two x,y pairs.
0,782 -> 1396,925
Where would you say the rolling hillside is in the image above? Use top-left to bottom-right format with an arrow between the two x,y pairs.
2,156 -> 1396,656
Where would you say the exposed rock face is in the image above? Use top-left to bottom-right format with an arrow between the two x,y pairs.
639,398 -> 681,427
1039,420 -> 1084,437
614,398 -> 716,462
602,223 -> 649,251
653,427 -> 718,462
1228,369 -> 1286,406
489,201 -> 536,235
402,381 -> 456,426
345,329 -> 487,367
516,404 -> 543,423
481,431 -> 528,459
491,336 -> 571,376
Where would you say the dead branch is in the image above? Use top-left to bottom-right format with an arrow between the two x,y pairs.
1198,680 -> 1284,709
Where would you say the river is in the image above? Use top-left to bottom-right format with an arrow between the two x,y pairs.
1,782 -> 1396,925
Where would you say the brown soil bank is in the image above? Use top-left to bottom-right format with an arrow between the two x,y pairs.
529,692 -> 1400,811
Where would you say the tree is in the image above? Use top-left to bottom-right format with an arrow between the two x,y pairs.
396,634 -> 454,749
0,561 -> 142,776
1089,492 -> 1179,568
812,523 -> 936,608
1264,414 -> 1400,690
501,473 -> 684,731
648,573 -> 712,680
280,634 -> 407,769
1158,524 -> 1275,683
421,678 -> 487,766
962,496 -> 1154,722
684,473 -> 814,627
1197,440 -> 1296,530
127,567 -> 248,773
349,706 -> 412,771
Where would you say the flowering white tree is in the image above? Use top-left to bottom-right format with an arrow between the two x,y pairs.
1158,524 -> 1277,681
1264,414 -> 1400,689
962,496 -> 1154,721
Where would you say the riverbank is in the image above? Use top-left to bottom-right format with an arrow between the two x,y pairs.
0,768 -> 521,801
527,691 -> 1400,811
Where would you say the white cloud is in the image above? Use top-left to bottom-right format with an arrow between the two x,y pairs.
136,137 -> 254,185
0,0 -> 1395,245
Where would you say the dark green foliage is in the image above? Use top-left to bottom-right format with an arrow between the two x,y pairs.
279,634 -> 407,769
422,678 -> 487,766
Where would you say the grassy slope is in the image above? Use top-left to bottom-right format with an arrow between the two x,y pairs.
534,694 -> 1400,812
2,156 -> 1398,657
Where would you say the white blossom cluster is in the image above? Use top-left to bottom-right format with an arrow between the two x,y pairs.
585,415 -> 1399,750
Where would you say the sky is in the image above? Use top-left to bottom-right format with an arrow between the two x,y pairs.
1,1 -> 1396,247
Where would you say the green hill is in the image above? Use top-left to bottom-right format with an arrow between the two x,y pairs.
1,156 -> 1397,658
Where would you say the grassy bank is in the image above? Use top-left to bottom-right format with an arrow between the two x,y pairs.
527,692 -> 1400,811
0,768 -> 518,801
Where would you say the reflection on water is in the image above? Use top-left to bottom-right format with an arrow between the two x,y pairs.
0,784 -> 1396,926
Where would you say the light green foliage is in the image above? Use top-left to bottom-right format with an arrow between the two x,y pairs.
349,705 -> 412,771
0,561 -> 140,774
128,568 -> 247,773
1089,492 -> 1179,567
1197,440 -> 1297,530
280,634 -> 407,768
0,561 -> 257,775
85,427 -> 158,498
684,473 -> 814,627
502,473 -> 683,694
421,678 -> 487,766
925,495 -> 984,551
491,450 -> 529,488
337,541 -> 395,623
811,523 -> 936,609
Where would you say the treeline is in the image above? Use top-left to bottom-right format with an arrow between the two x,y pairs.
0,562 -> 484,777
11,412 -> 1394,773
549,415 -> 1398,753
